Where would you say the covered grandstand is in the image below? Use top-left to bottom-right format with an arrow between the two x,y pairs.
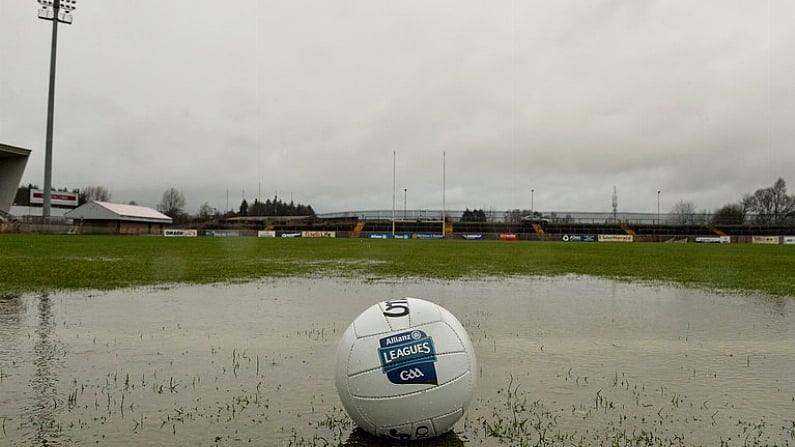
0,143 -> 31,220
202,210 -> 794,243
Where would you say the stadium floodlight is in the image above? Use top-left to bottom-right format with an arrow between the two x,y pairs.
38,0 -> 77,24
37,0 -> 76,218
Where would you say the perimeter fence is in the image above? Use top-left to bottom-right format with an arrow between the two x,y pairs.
316,210 -> 782,226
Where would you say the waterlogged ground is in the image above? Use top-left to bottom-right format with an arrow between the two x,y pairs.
1,277 -> 794,446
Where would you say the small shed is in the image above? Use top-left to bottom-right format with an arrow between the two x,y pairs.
65,201 -> 172,235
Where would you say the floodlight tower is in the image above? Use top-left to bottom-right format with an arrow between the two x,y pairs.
37,0 -> 77,218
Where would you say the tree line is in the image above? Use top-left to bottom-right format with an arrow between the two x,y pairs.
153,189 -> 316,224
673,177 -> 794,225
14,185 -> 315,224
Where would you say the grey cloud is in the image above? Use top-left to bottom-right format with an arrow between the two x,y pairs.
1,1 -> 792,215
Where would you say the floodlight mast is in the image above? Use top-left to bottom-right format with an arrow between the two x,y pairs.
37,0 -> 76,218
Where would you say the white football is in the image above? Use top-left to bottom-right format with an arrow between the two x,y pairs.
335,297 -> 477,441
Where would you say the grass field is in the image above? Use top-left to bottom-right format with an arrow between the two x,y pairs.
1,234 -> 793,297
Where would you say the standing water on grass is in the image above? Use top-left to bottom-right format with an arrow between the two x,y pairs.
1,277 -> 793,446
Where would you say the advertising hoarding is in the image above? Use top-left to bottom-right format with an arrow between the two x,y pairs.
163,229 -> 197,237
695,236 -> 731,244
301,231 -> 337,238
30,189 -> 78,207
205,230 -> 240,237
416,233 -> 444,240
561,234 -> 596,242
752,236 -> 780,245
598,234 -> 634,242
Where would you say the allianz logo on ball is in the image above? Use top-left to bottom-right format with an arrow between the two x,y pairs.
378,329 -> 438,385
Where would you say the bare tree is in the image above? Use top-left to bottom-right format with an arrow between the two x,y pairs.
669,200 -> 696,225
743,178 -> 795,224
80,185 -> 111,204
197,202 -> 215,220
158,187 -> 186,218
712,203 -> 745,225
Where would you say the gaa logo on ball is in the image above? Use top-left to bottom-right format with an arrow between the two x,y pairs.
335,297 -> 477,440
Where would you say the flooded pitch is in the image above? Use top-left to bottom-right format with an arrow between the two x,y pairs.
1,277 -> 793,446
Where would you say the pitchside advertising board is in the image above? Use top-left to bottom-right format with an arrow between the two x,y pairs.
368,233 -> 410,239
752,236 -> 780,245
416,233 -> 444,240
597,234 -> 634,242
301,231 -> 336,238
784,236 -> 795,245
561,234 -> 596,242
368,233 -> 438,239
205,230 -> 240,237
163,229 -> 197,237
695,236 -> 731,244
29,189 -> 78,207
257,230 -> 337,238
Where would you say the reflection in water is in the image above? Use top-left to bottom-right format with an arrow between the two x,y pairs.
0,294 -> 23,442
342,428 -> 465,446
0,293 -> 23,326
0,294 -> 23,366
27,294 -> 66,446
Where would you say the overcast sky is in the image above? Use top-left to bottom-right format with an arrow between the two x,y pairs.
1,1 -> 793,215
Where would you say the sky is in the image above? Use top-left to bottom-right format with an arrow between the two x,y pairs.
1,1 -> 793,216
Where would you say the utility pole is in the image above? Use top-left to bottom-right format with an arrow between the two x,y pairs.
657,190 -> 661,225
442,152 -> 446,239
403,188 -> 407,220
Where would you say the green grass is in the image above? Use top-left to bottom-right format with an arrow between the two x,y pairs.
1,234 -> 793,297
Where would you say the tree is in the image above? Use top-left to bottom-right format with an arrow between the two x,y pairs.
197,202 -> 215,220
461,208 -> 487,222
158,187 -> 186,218
248,199 -> 265,216
506,209 -> 528,223
669,200 -> 696,225
241,196 -> 314,217
712,203 -> 745,225
743,178 -> 795,224
79,185 -> 111,204
239,199 -> 248,216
